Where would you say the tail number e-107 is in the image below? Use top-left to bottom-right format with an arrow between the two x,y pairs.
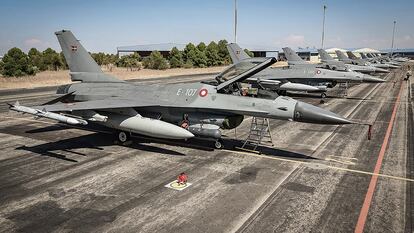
177,88 -> 198,96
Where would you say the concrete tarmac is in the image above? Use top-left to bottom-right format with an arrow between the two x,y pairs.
0,68 -> 412,233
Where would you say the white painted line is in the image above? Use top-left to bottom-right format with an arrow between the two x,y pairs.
164,180 -> 192,191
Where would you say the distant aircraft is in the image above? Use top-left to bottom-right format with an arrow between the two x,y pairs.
227,44 -> 385,98
318,49 -> 389,74
9,30 -> 353,149
337,50 -> 397,69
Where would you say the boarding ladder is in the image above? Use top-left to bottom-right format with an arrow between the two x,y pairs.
238,117 -> 274,153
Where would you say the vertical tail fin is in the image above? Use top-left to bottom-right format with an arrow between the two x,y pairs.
282,47 -> 307,65
360,53 -> 368,59
318,49 -> 334,61
55,30 -> 102,73
346,51 -> 358,60
335,50 -> 351,62
226,43 -> 251,64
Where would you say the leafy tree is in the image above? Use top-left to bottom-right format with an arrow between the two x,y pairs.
143,51 -> 169,70
197,42 -> 207,52
183,43 -> 197,67
28,48 -> 44,70
244,49 -> 254,57
217,39 -> 230,65
116,52 -> 141,71
0,60 -> 4,74
91,52 -> 105,66
182,43 -> 208,68
205,41 -> 220,66
42,48 -> 62,71
169,47 -> 183,68
1,47 -> 36,77
192,49 -> 208,68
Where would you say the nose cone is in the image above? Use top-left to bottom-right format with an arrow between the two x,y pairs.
362,74 -> 386,83
168,127 -> 195,139
294,101 -> 353,125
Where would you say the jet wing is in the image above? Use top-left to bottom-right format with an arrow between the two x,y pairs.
31,99 -> 270,116
30,99 -> 160,112
215,57 -> 277,91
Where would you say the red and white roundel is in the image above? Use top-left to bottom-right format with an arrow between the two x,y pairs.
199,88 -> 208,97
316,69 -> 321,74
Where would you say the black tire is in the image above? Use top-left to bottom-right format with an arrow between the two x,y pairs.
214,139 -> 223,149
117,131 -> 130,143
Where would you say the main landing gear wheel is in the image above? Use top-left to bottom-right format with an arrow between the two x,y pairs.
214,139 -> 224,149
117,131 -> 131,143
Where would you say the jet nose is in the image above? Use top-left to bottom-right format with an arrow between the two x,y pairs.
362,74 -> 386,83
293,101 -> 353,125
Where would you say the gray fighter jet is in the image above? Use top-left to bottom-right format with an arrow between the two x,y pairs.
226,44 -> 383,98
363,52 -> 403,67
8,30 -> 353,149
336,50 -> 397,69
281,47 -> 384,83
318,49 -> 389,74
352,52 -> 400,68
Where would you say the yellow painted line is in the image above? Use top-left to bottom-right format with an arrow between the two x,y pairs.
325,158 -> 356,165
327,155 -> 358,161
223,149 -> 414,182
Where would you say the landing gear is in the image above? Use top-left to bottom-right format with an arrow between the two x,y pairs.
214,139 -> 224,149
117,131 -> 131,143
320,93 -> 327,104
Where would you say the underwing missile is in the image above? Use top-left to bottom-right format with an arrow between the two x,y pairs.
9,102 -> 88,125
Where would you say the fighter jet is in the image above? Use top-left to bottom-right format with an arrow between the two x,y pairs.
365,52 -> 404,67
226,44 -> 384,98
337,50 -> 397,69
8,30 -> 353,149
318,49 -> 389,74
351,52 -> 400,68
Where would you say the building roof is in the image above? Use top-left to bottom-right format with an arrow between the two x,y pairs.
352,48 -> 381,53
325,47 -> 348,53
380,48 -> 414,53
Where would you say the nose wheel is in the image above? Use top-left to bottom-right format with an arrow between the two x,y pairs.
117,131 -> 131,143
214,139 -> 224,149
320,93 -> 327,104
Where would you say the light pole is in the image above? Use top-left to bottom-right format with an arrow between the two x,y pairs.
321,5 -> 327,49
234,0 -> 238,43
391,20 -> 396,56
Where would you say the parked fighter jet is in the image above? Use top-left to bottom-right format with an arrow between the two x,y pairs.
337,50 -> 397,69
318,49 -> 389,74
8,30 -> 353,149
227,44 -> 384,98
281,47 -> 384,83
364,52 -> 404,67
349,52 -> 399,68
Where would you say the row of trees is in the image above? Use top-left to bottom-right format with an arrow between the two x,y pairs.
0,39 -> 253,77
0,47 -> 66,77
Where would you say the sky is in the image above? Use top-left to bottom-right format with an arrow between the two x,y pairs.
1,0 -> 414,55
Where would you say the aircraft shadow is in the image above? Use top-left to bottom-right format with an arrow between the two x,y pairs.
223,139 -> 319,161
16,132 -> 186,162
12,122 -> 316,162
